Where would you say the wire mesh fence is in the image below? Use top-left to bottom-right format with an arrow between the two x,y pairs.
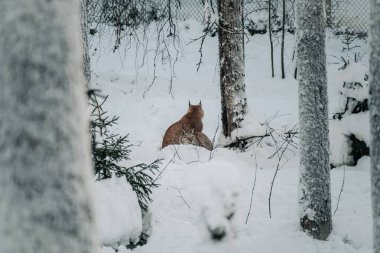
177,0 -> 369,35
178,1 -> 204,21
329,0 -> 369,34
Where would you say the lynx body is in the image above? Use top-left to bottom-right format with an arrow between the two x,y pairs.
162,102 -> 213,150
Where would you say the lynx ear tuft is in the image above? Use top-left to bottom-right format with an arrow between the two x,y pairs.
199,100 -> 202,105
189,100 -> 191,107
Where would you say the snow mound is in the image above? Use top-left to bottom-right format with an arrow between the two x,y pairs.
182,159 -> 242,239
330,112 -> 369,166
94,177 -> 142,248
100,245 -> 129,253
335,63 -> 368,103
330,62 -> 370,166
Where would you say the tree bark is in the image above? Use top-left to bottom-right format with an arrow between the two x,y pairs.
325,0 -> 332,27
218,0 -> 247,138
0,1 -> 97,252
296,0 -> 332,240
81,0 -> 91,87
369,0 -> 380,251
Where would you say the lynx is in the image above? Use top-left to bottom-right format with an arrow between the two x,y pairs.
162,101 -> 213,150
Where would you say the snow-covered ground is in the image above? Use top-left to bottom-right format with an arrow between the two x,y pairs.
91,21 -> 371,253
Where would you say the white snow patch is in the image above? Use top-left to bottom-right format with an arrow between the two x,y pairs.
94,177 -> 142,248
100,245 -> 130,253
182,159 -> 242,237
330,112 -> 369,166
335,63 -> 369,103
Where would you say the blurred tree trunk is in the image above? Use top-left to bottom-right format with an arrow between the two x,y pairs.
369,0 -> 380,252
0,1 -> 97,252
218,0 -> 247,139
296,0 -> 332,240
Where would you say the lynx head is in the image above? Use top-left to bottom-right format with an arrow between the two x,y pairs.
188,100 -> 204,118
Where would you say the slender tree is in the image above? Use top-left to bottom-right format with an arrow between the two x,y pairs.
369,0 -> 380,251
281,0 -> 285,79
296,0 -> 332,240
0,1 -> 97,252
292,38 -> 298,79
218,0 -> 247,138
81,0 -> 92,87
269,0 -> 275,77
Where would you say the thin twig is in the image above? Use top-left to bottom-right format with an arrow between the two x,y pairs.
334,164 -> 346,215
172,145 -> 182,161
171,186 -> 191,209
209,115 -> 220,160
151,150 -> 177,185
246,149 -> 258,224
268,138 -> 292,218
187,147 -> 200,164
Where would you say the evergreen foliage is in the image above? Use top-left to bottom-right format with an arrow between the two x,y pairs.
89,93 -> 161,213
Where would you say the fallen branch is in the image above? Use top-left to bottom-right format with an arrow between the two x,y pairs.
223,129 -> 298,151
223,113 -> 299,151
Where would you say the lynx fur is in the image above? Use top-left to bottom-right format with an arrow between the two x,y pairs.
162,101 -> 213,150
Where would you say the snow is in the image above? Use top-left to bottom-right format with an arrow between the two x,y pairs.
335,63 -> 369,102
100,245 -> 129,253
89,20 -> 372,253
182,158 -> 242,238
330,112 -> 369,165
330,62 -> 369,166
203,1 -> 219,24
219,111 -> 267,146
94,177 -> 142,248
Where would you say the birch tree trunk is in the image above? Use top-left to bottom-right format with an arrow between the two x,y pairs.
369,0 -> 380,251
296,0 -> 332,240
0,1 -> 97,252
218,0 -> 247,138
81,0 -> 91,87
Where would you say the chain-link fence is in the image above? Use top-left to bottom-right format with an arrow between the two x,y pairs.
178,1 -> 204,21
178,0 -> 271,22
329,0 -> 369,34
177,0 -> 369,35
